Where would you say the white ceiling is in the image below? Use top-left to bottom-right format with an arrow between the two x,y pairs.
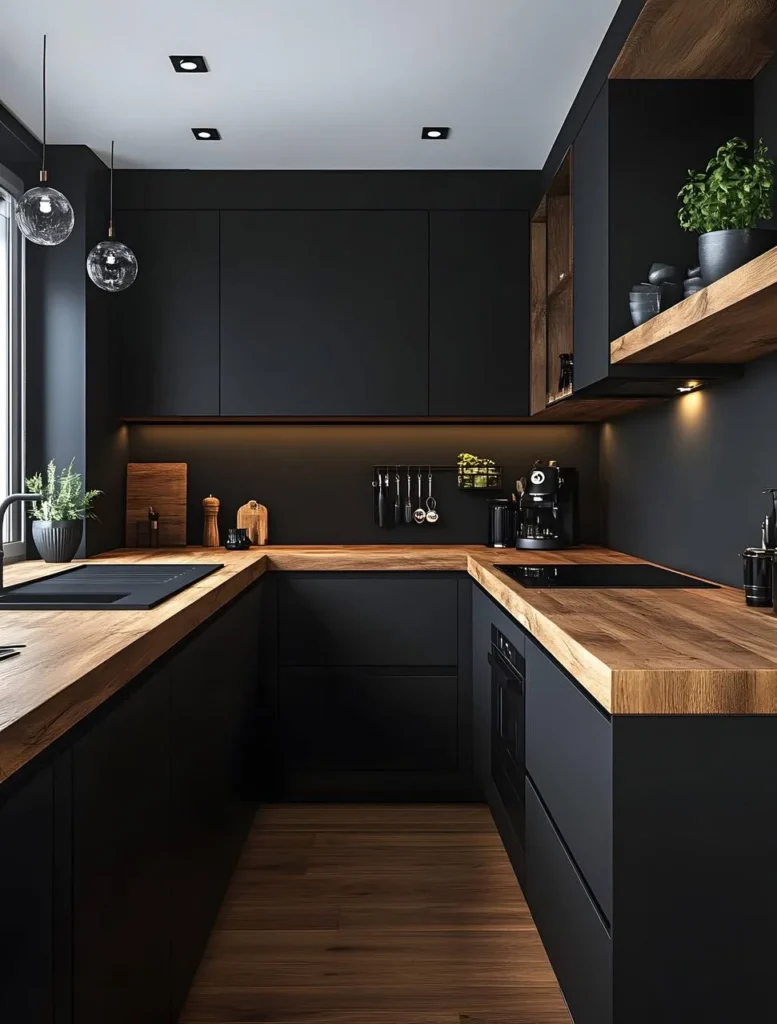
0,0 -> 620,170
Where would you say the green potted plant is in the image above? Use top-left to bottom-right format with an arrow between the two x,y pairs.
678,137 -> 776,285
25,460 -> 102,563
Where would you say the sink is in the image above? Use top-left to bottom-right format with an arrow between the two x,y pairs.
0,563 -> 223,610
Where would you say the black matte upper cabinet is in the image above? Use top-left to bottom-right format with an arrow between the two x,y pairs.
113,211 -> 220,417
220,211 -> 428,416
429,211 -> 529,416
572,80 -> 752,393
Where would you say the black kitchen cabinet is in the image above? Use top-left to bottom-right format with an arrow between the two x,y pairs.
572,80 -> 752,393
0,767 -> 55,1024
525,780 -> 612,1024
220,211 -> 429,416
113,210 -> 220,416
429,211 -> 529,416
170,587 -> 260,1016
270,572 -> 474,799
279,575 -> 458,666
525,638 -> 612,921
72,669 -> 170,1024
280,668 -> 458,771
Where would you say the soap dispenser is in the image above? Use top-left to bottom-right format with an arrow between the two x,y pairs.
762,488 -> 777,549
742,489 -> 777,607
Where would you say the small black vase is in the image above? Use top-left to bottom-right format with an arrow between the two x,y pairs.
698,228 -> 777,285
32,519 -> 83,563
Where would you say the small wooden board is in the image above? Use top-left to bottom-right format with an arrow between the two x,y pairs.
126,463 -> 187,547
236,500 -> 268,546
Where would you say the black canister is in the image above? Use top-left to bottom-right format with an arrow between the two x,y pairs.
488,499 -> 518,548
742,547 -> 774,607
225,527 -> 252,551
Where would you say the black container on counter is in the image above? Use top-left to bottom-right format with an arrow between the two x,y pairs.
487,499 -> 518,548
742,547 -> 774,607
225,527 -> 251,551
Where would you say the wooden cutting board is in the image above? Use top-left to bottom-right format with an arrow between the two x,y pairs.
126,463 -> 187,547
236,500 -> 268,546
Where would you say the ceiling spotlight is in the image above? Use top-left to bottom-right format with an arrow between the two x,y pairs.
422,126 -> 450,140
677,381 -> 700,393
170,55 -> 208,73
192,128 -> 221,140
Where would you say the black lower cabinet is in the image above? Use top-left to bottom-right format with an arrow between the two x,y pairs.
65,583 -> 260,1024
280,668 -> 458,771
525,782 -> 612,1024
170,588 -> 259,1016
0,767 -> 55,1024
72,670 -> 171,1024
272,573 -> 473,799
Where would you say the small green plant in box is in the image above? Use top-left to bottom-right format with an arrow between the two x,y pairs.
457,453 -> 502,491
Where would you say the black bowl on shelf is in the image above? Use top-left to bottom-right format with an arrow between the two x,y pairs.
648,263 -> 681,285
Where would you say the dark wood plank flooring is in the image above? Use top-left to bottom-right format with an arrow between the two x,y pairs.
181,804 -> 570,1024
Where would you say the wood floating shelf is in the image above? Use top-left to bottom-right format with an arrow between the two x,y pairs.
609,0 -> 777,80
532,395 -> 663,423
611,247 -> 777,365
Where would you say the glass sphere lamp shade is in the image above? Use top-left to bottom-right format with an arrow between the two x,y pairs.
15,184 -> 75,246
86,239 -> 138,292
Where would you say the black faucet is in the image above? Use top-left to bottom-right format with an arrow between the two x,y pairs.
0,493 -> 39,591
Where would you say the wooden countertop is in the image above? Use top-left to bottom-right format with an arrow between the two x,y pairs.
0,549 -> 267,784
2,543 -> 777,785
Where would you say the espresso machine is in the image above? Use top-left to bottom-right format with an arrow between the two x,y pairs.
516,460 -> 579,550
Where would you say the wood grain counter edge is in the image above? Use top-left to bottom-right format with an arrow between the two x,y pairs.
3,544 -> 777,788
0,552 -> 268,784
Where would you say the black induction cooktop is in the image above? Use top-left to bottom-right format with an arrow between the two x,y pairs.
494,563 -> 719,589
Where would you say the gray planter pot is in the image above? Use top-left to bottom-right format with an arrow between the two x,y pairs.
697,228 -> 777,285
32,519 -> 83,563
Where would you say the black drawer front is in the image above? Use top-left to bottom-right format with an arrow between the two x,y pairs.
280,668 -> 459,771
525,782 -> 612,1024
279,577 -> 458,666
525,639 -> 613,920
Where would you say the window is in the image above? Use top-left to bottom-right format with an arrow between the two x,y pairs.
0,166 -> 25,560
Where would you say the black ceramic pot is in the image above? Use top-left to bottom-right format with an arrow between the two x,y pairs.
32,519 -> 83,562
698,228 -> 777,284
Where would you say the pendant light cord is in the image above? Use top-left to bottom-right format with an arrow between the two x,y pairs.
108,140 -> 114,239
41,34 -> 47,175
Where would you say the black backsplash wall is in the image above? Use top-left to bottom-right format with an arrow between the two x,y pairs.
600,54 -> 777,587
602,354 -> 777,587
128,424 -> 600,546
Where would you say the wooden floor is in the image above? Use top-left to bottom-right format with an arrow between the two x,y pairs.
181,804 -> 570,1024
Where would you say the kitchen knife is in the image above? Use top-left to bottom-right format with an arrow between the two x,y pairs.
377,469 -> 386,528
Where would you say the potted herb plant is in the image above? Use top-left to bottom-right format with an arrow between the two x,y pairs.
678,137 -> 776,284
25,460 -> 102,563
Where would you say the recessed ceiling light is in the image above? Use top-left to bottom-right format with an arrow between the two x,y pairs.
422,126 -> 450,140
192,128 -> 221,140
170,55 -> 209,73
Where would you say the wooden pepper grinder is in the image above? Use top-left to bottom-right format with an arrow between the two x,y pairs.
202,494 -> 220,548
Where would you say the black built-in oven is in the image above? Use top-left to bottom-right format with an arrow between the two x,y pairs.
490,624 -> 525,850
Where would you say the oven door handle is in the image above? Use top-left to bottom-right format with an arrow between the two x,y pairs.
489,645 -> 524,690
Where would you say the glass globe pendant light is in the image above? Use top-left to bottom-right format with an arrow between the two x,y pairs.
15,35 -> 75,246
86,141 -> 138,292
